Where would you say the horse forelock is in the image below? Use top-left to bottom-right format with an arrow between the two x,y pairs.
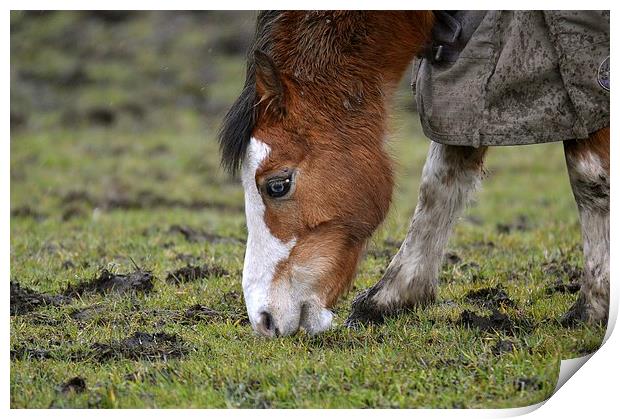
218,11 -> 282,176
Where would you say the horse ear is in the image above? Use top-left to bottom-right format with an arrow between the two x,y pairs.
254,50 -> 286,118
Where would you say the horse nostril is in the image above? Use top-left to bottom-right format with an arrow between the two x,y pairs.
257,311 -> 275,337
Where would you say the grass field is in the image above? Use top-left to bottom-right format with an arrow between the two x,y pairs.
10,11 -> 605,408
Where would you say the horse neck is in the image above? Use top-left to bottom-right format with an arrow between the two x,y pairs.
363,11 -> 435,87
274,11 -> 434,144
273,11 -> 433,86
323,12 -> 434,144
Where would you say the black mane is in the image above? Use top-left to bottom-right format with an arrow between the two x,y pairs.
218,11 -> 281,176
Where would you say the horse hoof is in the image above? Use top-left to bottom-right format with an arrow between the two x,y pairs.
560,293 -> 607,327
345,286 -> 399,327
560,294 -> 588,327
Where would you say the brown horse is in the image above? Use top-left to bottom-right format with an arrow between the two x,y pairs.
219,11 -> 609,337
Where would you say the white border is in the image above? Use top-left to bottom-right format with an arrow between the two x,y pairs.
5,1 -> 618,417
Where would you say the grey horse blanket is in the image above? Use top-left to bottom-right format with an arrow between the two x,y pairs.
413,11 -> 610,147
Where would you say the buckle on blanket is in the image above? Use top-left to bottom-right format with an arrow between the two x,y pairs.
429,11 -> 463,63
433,45 -> 444,62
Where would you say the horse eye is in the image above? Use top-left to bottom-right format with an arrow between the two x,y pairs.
265,177 -> 292,198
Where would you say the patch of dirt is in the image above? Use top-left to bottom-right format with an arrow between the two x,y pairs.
220,290 -> 242,305
546,280 -> 581,295
61,204 -> 88,221
458,261 -> 481,272
61,260 -> 76,270
69,304 -> 108,322
10,281 -> 71,315
166,264 -> 228,284
10,206 -> 47,221
178,303 -> 248,326
10,347 -> 53,361
542,258 -> 582,281
218,291 -> 250,325
168,225 -> 243,244
459,285 -> 532,335
492,339 -> 516,355
60,189 -> 243,213
87,107 -> 116,126
458,309 -> 516,334
64,268 -> 154,297
142,304 -> 244,328
22,312 -> 64,326
11,110 -> 28,131
57,377 -> 87,394
182,304 -> 223,322
496,215 -> 532,234
87,332 -> 190,362
443,251 -> 462,266
542,257 -> 583,295
457,308 -> 536,335
465,286 -> 516,309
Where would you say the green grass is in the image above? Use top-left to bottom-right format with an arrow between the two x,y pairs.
10,11 -> 605,409
10,119 -> 605,408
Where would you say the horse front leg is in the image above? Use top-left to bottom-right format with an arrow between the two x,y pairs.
346,141 -> 487,325
562,128 -> 610,326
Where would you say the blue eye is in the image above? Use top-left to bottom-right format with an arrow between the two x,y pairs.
266,176 -> 292,198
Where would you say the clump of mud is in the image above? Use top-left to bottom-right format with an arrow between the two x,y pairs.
57,377 -> 87,394
64,268 -> 154,297
496,215 -> 532,234
458,309 -> 516,333
88,332 -> 190,361
492,339 -> 516,355
10,347 -> 53,360
158,304 -> 247,327
10,205 -> 47,221
465,286 -> 516,309
458,309 -> 534,335
543,257 -> 582,295
166,264 -> 228,284
60,190 -> 244,213
10,282 -> 70,315
168,225 -> 242,244
69,304 -> 107,322
458,285 -> 533,335
443,251 -> 462,266
182,304 -> 223,322
547,280 -> 581,294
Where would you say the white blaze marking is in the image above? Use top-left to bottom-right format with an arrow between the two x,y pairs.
241,137 -> 296,327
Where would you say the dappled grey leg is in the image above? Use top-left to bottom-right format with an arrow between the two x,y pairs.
346,142 -> 487,325
562,131 -> 610,326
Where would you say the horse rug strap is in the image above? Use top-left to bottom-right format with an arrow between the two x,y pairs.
413,11 -> 610,147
